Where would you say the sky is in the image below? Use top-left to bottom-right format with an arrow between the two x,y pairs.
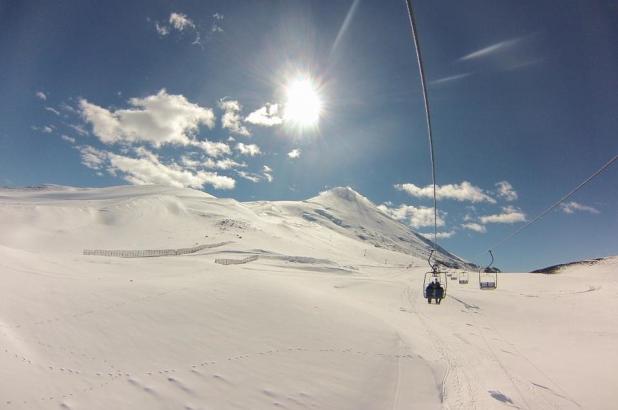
0,0 -> 616,271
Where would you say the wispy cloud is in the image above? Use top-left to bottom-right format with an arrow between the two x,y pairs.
190,140 -> 231,158
262,165 -> 273,182
219,99 -> 250,136
68,123 -> 88,136
235,142 -> 261,156
288,148 -> 301,159
245,103 -> 283,126
459,36 -> 525,61
330,0 -> 361,56
211,13 -> 224,33
45,106 -> 61,116
479,206 -> 526,224
495,181 -> 518,201
395,181 -> 496,203
32,125 -> 54,133
154,12 -> 201,46
208,158 -> 246,170
461,222 -> 487,233
61,135 -> 76,144
35,91 -> 47,101
425,230 -> 456,239
236,171 -> 261,183
560,201 -> 600,215
430,72 -> 472,85
169,12 -> 195,31
155,22 -> 169,36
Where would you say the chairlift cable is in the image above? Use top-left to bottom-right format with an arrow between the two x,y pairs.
484,154 -> 617,256
403,0 -> 438,247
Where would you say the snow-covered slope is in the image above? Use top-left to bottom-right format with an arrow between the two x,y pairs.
0,185 -> 467,269
1,185 -> 616,409
531,256 -> 611,274
247,186 -> 471,269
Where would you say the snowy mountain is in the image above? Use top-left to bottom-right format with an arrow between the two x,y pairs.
2,184 -> 616,409
0,184 -> 470,269
247,186 -> 471,269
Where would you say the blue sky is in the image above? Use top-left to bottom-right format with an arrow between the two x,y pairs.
1,0 -> 616,271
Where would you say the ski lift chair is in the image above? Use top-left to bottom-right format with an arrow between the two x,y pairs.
479,251 -> 498,289
423,251 -> 447,303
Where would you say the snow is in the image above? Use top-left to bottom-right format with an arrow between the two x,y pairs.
0,184 -> 616,409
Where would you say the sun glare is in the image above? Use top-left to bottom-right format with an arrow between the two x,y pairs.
284,76 -> 322,128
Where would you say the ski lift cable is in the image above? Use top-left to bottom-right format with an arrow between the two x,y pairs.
484,154 -> 618,256
403,0 -> 438,247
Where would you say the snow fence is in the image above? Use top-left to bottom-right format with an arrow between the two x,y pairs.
83,242 -> 230,258
214,255 -> 259,265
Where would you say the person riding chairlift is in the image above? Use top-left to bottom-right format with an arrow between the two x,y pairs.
426,279 -> 444,304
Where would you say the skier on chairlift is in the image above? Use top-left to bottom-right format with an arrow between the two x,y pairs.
426,278 -> 444,304
434,280 -> 444,304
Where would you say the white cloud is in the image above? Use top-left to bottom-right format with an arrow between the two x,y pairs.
245,103 -> 283,126
68,123 -> 88,136
495,180 -> 518,201
211,13 -> 224,33
459,37 -> 524,61
479,206 -> 526,224
33,125 -> 54,133
288,148 -> 301,159
76,145 -> 235,190
169,12 -> 195,31
210,158 -> 246,170
180,155 -> 201,169
168,12 -> 201,45
35,91 -> 47,101
60,103 -> 78,114
395,181 -> 496,203
235,143 -> 261,156
560,201 -> 600,215
155,22 -> 170,36
377,203 -> 446,229
430,230 -> 456,239
79,89 -> 215,146
263,165 -> 273,182
430,73 -> 471,85
61,135 -> 76,144
77,145 -> 107,170
461,222 -> 487,233
237,171 -> 262,183
219,99 -> 250,136
181,156 -> 245,171
191,140 -> 231,157
155,13 -> 201,44
45,106 -> 61,116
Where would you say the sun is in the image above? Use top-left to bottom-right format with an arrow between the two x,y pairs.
284,76 -> 322,128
